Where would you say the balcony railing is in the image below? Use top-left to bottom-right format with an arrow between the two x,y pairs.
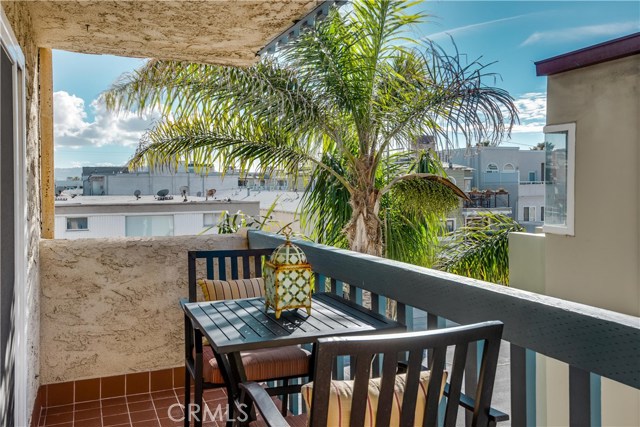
248,230 -> 640,427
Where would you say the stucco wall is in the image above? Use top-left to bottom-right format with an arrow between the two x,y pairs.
544,55 -> 639,426
545,55 -> 639,316
39,234 -> 249,384
2,2 -> 42,422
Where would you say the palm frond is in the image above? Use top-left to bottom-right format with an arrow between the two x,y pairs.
300,154 -> 351,247
435,213 -> 524,285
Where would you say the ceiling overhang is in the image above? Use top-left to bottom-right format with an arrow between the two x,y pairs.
20,0 -> 321,66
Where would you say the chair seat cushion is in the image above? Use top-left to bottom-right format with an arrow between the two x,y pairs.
201,345 -> 311,384
301,371 -> 448,427
198,278 -> 265,301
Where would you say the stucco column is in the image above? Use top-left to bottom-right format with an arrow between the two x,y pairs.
39,48 -> 54,239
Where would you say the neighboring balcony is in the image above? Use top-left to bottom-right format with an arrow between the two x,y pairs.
35,232 -> 639,427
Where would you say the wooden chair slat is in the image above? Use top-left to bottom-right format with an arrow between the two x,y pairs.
400,349 -> 425,427
443,341 -> 469,427
349,352 -> 374,427
375,352 -> 400,427
423,346 -> 447,427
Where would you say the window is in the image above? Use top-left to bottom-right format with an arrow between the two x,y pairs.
540,206 -> 545,222
464,179 -> 472,192
203,212 -> 223,227
125,215 -> 174,237
486,163 -> 498,173
238,179 -> 247,187
528,171 -> 536,182
503,163 -> 515,172
445,219 -> 456,233
523,207 -> 535,222
543,123 -> 575,235
447,176 -> 457,185
66,217 -> 88,230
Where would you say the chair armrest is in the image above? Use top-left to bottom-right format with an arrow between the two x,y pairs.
444,383 -> 509,423
239,382 -> 290,427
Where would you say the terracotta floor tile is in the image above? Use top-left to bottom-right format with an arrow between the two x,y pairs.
102,413 -> 130,426
75,408 -> 102,421
158,419 -> 181,427
44,412 -> 74,425
73,417 -> 102,427
128,400 -> 155,413
202,389 -> 226,399
44,423 -> 73,427
131,420 -> 160,427
150,390 -> 176,400
151,397 -> 178,409
155,405 -> 182,421
101,397 -> 127,408
126,394 -> 152,403
129,410 -> 156,423
101,404 -> 128,416
75,401 -> 101,411
45,404 -> 75,416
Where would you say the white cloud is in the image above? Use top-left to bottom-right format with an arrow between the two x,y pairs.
54,90 -> 159,149
521,21 -> 639,47
422,13 -> 536,42
54,92 -> 88,136
511,92 -> 546,134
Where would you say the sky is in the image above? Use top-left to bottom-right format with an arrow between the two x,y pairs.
52,1 -> 640,169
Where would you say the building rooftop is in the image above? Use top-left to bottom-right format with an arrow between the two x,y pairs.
54,195 -> 258,207
213,189 -> 304,213
536,32 -> 640,76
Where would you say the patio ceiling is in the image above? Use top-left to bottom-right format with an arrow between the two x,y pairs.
21,0 -> 318,66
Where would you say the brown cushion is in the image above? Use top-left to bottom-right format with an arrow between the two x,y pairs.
301,371 -> 448,426
198,278 -> 265,301
201,345 -> 311,384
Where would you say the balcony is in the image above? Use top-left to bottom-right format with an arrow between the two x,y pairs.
34,231 -> 639,426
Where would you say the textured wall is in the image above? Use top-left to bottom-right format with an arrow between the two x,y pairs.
2,2 -> 42,422
544,55 -> 639,427
39,234 -> 248,384
20,0 -> 317,66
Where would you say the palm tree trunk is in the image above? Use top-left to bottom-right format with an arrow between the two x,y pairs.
345,190 -> 382,256
345,197 -> 398,319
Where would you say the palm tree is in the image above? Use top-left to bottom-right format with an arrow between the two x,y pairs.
104,0 -> 517,257
435,213 -> 524,285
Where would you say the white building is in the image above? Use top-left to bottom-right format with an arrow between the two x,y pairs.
55,196 -> 259,239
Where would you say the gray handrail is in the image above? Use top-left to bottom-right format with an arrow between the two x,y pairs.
248,230 -> 640,390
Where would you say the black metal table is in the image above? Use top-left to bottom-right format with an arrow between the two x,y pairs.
182,292 -> 405,426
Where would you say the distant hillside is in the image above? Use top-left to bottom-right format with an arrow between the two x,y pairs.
54,167 -> 82,181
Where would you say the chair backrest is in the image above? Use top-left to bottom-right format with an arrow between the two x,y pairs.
309,321 -> 504,427
187,249 -> 275,302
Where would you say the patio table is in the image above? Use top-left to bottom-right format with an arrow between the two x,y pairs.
182,292 -> 405,426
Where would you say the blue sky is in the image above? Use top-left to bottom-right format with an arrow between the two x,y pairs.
53,1 -> 639,168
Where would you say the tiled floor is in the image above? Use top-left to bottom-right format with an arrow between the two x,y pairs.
39,388 -> 230,427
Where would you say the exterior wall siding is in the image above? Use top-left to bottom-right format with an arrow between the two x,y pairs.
174,212 -> 218,235
39,234 -> 249,384
87,172 -> 238,197
544,55 -> 639,426
55,215 -> 126,239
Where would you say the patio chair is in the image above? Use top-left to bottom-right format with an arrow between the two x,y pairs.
184,249 -> 312,423
240,321 -> 508,427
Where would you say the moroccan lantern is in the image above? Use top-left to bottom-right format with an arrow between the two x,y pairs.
264,229 -> 314,319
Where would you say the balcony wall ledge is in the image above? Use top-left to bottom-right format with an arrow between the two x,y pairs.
39,233 -> 248,385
